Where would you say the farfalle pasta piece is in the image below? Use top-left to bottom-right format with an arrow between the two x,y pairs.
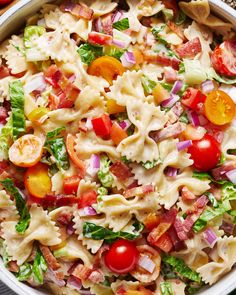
96,192 -> 160,231
77,179 -> 99,196
111,280 -> 140,293
80,0 -> 117,17
0,76 -> 14,102
47,283 -> 81,295
0,190 -> 18,221
90,284 -> 114,295
44,8 -> 63,30
49,206 -> 75,221
197,236 -> 236,285
141,63 -> 164,82
222,125 -> 236,162
2,205 -> 61,265
179,0 -> 232,35
5,35 -> 28,74
117,100 -> 167,163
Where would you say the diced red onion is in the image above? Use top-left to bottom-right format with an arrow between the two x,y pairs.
87,154 -> 100,177
187,111 -> 200,127
85,118 -> 93,130
226,169 -> 236,184
165,167 -> 178,177
91,154 -> 100,169
171,102 -> 183,117
203,228 -> 217,247
220,220 -> 235,235
201,80 -> 214,94
113,29 -> 132,47
112,11 -> 122,23
95,18 -> 103,32
120,51 -> 136,68
79,290 -> 92,295
176,140 -> 192,151
138,255 -> 156,273
170,80 -> 183,95
67,222 -> 75,235
24,75 -> 46,94
78,206 -> 97,217
161,94 -> 179,108
44,268 -> 65,287
112,39 -> 127,49
67,276 -> 82,291
119,120 -> 131,130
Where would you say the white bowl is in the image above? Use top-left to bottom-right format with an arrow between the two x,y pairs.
0,1 -> 236,294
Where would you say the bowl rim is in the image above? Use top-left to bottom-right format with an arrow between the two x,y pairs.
0,0 -> 236,295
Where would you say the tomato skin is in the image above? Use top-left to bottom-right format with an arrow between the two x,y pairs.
78,190 -> 97,209
104,240 -> 139,274
88,32 -> 112,46
92,114 -> 112,138
188,134 -> 221,171
0,0 -> 13,6
110,122 -> 128,146
181,88 -> 206,110
63,176 -> 81,195
211,41 -> 236,77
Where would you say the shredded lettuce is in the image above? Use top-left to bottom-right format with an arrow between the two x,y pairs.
152,25 -> 168,45
46,127 -> 66,140
162,255 -> 201,283
175,10 -> 186,25
1,178 -> 30,234
183,59 -> 207,85
104,46 -> 125,60
97,155 -> 114,188
32,249 -> 47,284
207,68 -> 236,85
207,192 -> 218,208
160,281 -> 174,295
0,117 -> 13,160
162,8 -> 174,21
77,43 -> 103,65
2,243 -> 9,267
141,75 -> 157,95
113,18 -> 130,31
179,113 -> 189,124
221,182 -> 236,201
17,263 -> 32,282
142,160 -> 159,170
24,26 -> 46,61
83,221 -> 144,243
9,80 -> 26,140
97,187 -> 108,196
192,171 -> 228,185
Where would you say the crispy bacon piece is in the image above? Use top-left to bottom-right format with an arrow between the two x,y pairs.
211,163 -> 236,181
143,52 -> 181,70
110,160 -> 133,180
220,220 -> 235,235
176,37 -> 202,59
181,186 -> 197,201
164,67 -> 177,83
8,261 -> 19,273
167,21 -> 186,41
88,270 -> 104,283
72,264 -> 92,280
101,14 -> 113,35
0,66 -> 10,79
41,194 -> 79,209
124,184 -> 154,198
0,107 -> 8,124
39,245 -> 60,271
168,226 -> 186,251
57,211 -> 73,226
60,1 -> 94,20
174,217 -> 188,240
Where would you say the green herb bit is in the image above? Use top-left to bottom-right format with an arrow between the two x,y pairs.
141,75 -> 157,95
142,160 -> 159,170
97,187 -> 108,196
97,155 -> 114,188
17,263 -> 32,281
160,281 -> 174,295
175,10 -> 186,26
113,18 -> 130,31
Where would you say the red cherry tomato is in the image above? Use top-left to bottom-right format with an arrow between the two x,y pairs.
63,175 -> 81,195
188,134 -> 221,171
88,32 -> 112,46
91,114 -> 112,138
104,239 -> 139,274
0,0 -> 13,6
211,41 -> 236,77
78,190 -> 97,209
181,88 -> 206,110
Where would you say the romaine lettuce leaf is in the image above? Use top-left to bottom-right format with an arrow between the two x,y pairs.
97,155 -> 114,188
160,281 -> 174,295
17,263 -> 32,281
24,26 -> 46,61
183,59 -> 207,85
32,249 -> 47,284
113,18 -> 130,31
0,117 -> 13,160
77,43 -> 103,65
141,75 -> 157,95
207,68 -> 236,85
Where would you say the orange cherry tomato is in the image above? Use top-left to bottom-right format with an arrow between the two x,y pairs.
204,90 -> 236,125
87,56 -> 125,85
110,122 -> 128,146
24,162 -> 52,198
9,134 -> 43,167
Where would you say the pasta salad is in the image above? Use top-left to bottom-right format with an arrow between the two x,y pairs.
0,0 -> 236,294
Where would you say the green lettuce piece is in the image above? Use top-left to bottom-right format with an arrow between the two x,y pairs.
83,221 -> 144,243
104,46 -> 125,60
152,25 -> 167,45
206,192 -> 218,208
77,43 -> 103,65
192,171 -> 228,185
97,155 -> 114,188
24,26 -> 46,61
46,127 -> 65,140
142,160 -> 159,170
2,243 -> 9,267
9,80 -> 26,140
222,182 -> 236,201
160,282 -> 174,295
179,113 -> 189,124
141,75 -> 157,95
207,68 -> 236,85
113,18 -> 130,31
97,187 -> 108,196
183,59 -> 207,85
175,10 -> 186,25
0,117 -> 13,160
1,178 -> 30,234
162,255 -> 201,283
32,249 -> 47,284
162,8 -> 174,21
17,263 -> 32,282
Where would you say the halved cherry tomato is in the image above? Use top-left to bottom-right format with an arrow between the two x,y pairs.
162,0 -> 178,15
0,0 -> 13,6
211,40 -> 236,77
78,190 -> 97,209
88,32 -> 112,46
87,56 -> 125,85
144,213 -> 161,231
153,232 -> 173,253
110,122 -> 128,146
0,66 -> 10,79
188,134 -> 221,171
107,99 -> 126,114
63,175 -> 81,195
182,125 -> 206,141
152,83 -> 169,105
204,90 -> 236,125
24,163 -> 51,198
91,114 -> 112,138
9,134 -> 43,168
104,239 -> 139,274
181,88 -> 206,110
66,134 -> 86,176
28,107 -> 49,124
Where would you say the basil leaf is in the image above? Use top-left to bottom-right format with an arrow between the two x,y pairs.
1,178 -> 30,234
160,281 -> 174,295
98,155 -> 114,188
83,221 -> 144,243
162,255 -> 201,283
113,18 -> 130,31
17,263 -> 32,281
32,249 -> 47,284
9,80 -> 26,140
141,75 -> 157,95
78,43 -> 103,65
46,127 -> 65,140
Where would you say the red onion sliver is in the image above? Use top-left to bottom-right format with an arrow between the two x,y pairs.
203,228 -> 217,247
165,167 -> 178,177
95,18 -> 103,32
112,39 -> 127,49
121,51 -> 136,68
91,154 -> 100,169
176,140 -> 192,151
67,276 -> 82,291
112,11 -> 122,23
161,94 -> 179,108
201,80 -> 214,94
138,255 -> 156,273
188,111 -> 200,127
226,169 -> 236,184
67,222 -> 75,235
170,80 -> 183,95
78,206 -> 97,217
119,120 -> 131,130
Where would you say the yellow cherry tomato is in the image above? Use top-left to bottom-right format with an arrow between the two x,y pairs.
24,162 -> 52,198
87,56 -> 125,85
152,83 -> 169,105
107,99 -> 126,114
9,134 -> 43,167
204,90 -> 236,125
28,107 -> 49,124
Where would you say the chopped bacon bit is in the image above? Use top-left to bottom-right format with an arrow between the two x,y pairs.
39,245 -> 60,271
60,1 -> 94,20
27,245 -> 37,262
174,218 -> 188,240
110,160 -> 133,180
151,122 -> 186,142
167,21 -> 186,41
147,222 -> 172,245
153,232 -> 173,253
0,66 -> 10,79
164,67 -> 177,83
186,195 -> 208,215
161,208 -> 178,224
220,220 -> 235,235
0,107 -> 8,124
211,163 -> 236,181
78,121 -> 88,133
176,37 -> 202,58
93,244 -> 110,267
41,194 -> 79,209
72,264 -> 92,280
127,180 -> 139,189
0,161 -> 9,173
8,261 -> 19,273
88,270 -> 104,283
57,211 -> 73,226
181,186 -> 197,201
101,14 -> 113,35
168,226 -> 187,251
124,184 -> 154,198
156,54 -> 181,70
144,213 -> 161,231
